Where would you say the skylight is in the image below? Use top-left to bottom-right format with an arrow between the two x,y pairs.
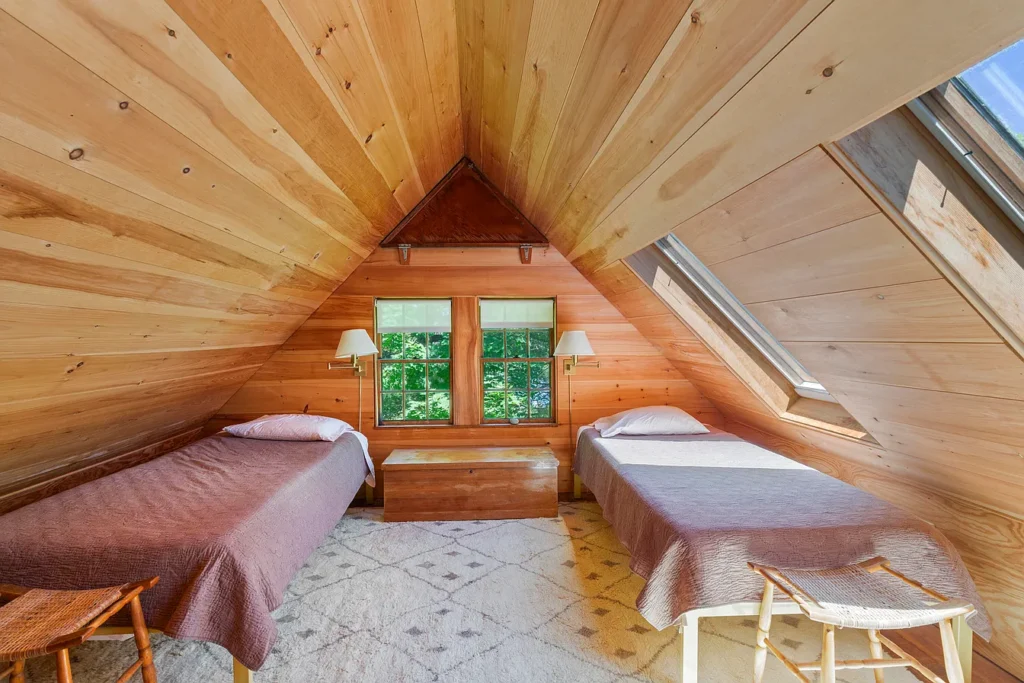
955,39 -> 1024,157
654,235 -> 836,403
910,38 -> 1024,234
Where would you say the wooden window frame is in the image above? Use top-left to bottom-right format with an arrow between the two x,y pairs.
375,299 -> 453,427
479,299 -> 557,425
480,327 -> 555,424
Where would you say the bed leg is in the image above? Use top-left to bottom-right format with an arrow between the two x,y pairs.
679,619 -> 698,683
573,473 -> 582,500
233,657 -> 254,683
950,615 -> 973,683
364,483 -> 374,505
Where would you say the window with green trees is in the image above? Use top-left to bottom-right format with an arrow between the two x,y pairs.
376,299 -> 452,424
480,299 -> 554,423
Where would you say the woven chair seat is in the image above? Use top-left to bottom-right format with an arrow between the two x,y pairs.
0,585 -> 126,661
770,564 -> 974,630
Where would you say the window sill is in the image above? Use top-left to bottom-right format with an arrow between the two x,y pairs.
780,398 -> 880,446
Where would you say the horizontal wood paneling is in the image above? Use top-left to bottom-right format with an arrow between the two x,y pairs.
645,139 -> 1024,677
214,246 -> 721,497
672,147 -> 878,266
0,0 -> 468,500
748,280 -> 998,343
566,0 -> 1024,274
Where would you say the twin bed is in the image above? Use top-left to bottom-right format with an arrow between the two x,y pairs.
0,432 -> 373,678
573,425 -> 988,682
0,417 -> 988,682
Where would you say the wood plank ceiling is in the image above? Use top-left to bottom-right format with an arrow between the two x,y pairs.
1,0 -> 1023,558
3,0 -> 1024,673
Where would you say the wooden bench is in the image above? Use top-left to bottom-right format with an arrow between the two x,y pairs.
382,447 -> 558,522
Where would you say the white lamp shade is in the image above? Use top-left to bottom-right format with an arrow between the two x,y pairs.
335,329 -> 379,358
553,330 -> 594,357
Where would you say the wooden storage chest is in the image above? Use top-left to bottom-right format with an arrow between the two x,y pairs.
382,446 -> 558,522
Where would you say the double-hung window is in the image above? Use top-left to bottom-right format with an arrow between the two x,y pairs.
480,299 -> 555,423
376,299 -> 452,424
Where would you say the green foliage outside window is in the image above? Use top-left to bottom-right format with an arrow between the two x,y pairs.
482,327 -> 553,421
379,331 -> 451,422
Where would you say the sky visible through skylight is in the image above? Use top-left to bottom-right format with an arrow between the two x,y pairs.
959,38 -> 1024,146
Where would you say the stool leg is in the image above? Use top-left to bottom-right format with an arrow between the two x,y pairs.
939,619 -> 965,683
129,595 -> 157,683
55,649 -> 72,683
753,579 -> 774,683
10,660 -> 25,683
821,624 -> 836,683
867,630 -> 885,682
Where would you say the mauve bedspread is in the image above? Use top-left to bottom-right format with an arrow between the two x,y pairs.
574,427 -> 991,637
0,433 -> 370,670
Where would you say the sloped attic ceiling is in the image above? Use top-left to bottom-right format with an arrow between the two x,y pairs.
1,1 -> 1022,494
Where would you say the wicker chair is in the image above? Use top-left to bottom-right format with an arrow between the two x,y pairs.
0,577 -> 159,683
748,557 -> 974,683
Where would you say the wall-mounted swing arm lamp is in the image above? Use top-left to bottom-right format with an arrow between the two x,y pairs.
328,329 -> 379,434
554,330 -> 600,375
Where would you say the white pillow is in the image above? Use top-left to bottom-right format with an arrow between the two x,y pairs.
593,406 -> 708,438
223,414 -> 353,442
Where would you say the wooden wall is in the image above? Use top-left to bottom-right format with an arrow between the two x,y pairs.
210,246 -> 721,495
591,140 -> 1024,676
0,0 -> 464,498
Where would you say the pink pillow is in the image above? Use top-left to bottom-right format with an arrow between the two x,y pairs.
593,406 -> 708,438
223,414 -> 353,442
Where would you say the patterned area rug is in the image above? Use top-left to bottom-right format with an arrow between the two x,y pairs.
26,502 -> 917,682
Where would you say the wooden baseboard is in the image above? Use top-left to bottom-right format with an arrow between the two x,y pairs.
0,428 -> 202,515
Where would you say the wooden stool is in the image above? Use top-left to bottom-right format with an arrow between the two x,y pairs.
0,577 -> 159,683
748,557 -> 974,683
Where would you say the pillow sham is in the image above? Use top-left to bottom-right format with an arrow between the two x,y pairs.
593,406 -> 709,438
223,414 -> 353,442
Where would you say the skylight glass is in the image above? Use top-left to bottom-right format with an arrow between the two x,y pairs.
954,38 -> 1024,158
654,235 -> 836,403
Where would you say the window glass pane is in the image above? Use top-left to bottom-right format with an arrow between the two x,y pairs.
405,363 -> 426,391
428,363 -> 450,391
482,330 -> 504,358
529,362 -> 550,389
506,329 -> 527,358
483,362 -> 505,390
428,392 -> 451,420
483,391 -> 505,419
381,393 -> 403,421
957,39 -> 1024,153
507,362 -> 528,389
405,392 -> 426,420
381,363 -> 402,391
529,391 -> 551,418
381,333 -> 403,360
428,332 -> 450,359
528,328 -> 551,357
404,332 -> 427,359
508,391 -> 529,419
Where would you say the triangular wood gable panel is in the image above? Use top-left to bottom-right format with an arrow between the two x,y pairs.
380,158 -> 547,248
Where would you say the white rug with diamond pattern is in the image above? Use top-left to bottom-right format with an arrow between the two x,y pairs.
25,502 -> 917,682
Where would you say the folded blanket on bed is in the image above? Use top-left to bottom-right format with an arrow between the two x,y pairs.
574,427 -> 991,638
0,433 -> 369,670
